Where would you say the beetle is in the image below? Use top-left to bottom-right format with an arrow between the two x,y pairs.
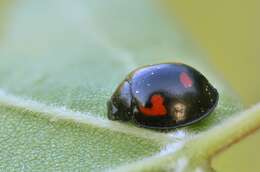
107,63 -> 219,129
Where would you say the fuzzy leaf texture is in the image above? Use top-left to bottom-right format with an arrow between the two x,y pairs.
0,0 -> 259,172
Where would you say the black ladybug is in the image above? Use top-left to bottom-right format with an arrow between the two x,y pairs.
107,63 -> 218,129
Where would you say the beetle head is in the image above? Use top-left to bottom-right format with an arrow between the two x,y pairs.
107,81 -> 133,121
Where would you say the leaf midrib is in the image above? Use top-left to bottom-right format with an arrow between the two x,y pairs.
0,89 -> 174,145
113,103 -> 260,171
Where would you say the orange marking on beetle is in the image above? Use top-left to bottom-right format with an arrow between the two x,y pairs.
139,94 -> 167,116
180,72 -> 193,88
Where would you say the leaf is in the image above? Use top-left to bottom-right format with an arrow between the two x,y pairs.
116,104 -> 260,172
0,0 -> 250,171
211,127 -> 260,172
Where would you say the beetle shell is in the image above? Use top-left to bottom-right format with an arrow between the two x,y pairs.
107,63 -> 219,129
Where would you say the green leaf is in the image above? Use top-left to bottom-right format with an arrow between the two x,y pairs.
211,127 -> 260,172
116,104 -> 260,172
0,0 -> 254,171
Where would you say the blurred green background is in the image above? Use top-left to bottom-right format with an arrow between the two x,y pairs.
163,0 -> 259,106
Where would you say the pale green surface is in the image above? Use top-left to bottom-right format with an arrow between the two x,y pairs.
212,129 -> 260,172
0,0 -> 252,172
0,105 -> 160,171
115,103 -> 260,172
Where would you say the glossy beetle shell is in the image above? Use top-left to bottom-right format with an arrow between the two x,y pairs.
107,63 -> 219,129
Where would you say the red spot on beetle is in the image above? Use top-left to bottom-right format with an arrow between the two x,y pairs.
180,72 -> 193,88
139,94 -> 167,116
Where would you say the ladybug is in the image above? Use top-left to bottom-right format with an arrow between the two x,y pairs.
107,63 -> 219,129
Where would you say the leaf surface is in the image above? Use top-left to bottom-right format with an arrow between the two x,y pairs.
0,0 -> 247,171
